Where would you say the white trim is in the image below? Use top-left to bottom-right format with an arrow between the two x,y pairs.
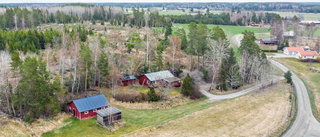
69,106 -> 71,110
84,111 -> 88,114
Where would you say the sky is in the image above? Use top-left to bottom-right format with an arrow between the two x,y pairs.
0,0 -> 320,3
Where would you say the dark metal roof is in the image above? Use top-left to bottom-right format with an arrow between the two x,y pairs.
97,107 -> 121,117
261,38 -> 279,43
72,94 -> 109,112
122,75 -> 137,81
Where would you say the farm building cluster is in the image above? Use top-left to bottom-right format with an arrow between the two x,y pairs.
283,46 -> 319,60
68,94 -> 122,126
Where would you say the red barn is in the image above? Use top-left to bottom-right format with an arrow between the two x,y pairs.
139,70 -> 181,88
121,75 -> 137,86
260,38 -> 279,45
68,94 -> 109,120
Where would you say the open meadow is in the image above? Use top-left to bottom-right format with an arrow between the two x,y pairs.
133,81 -> 292,137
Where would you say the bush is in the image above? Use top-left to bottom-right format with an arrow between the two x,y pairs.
190,85 -> 202,100
181,74 -> 193,96
148,88 -> 159,102
284,70 -> 292,83
114,92 -> 145,103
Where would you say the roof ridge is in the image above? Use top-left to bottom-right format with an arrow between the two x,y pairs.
72,94 -> 104,101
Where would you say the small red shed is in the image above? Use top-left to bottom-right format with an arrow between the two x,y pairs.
121,75 -> 137,86
68,94 -> 109,120
139,70 -> 181,88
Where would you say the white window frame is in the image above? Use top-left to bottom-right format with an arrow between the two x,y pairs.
84,111 -> 88,114
147,80 -> 150,84
69,106 -> 71,110
93,109 -> 97,112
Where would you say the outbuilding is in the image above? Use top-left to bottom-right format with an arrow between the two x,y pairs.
139,70 -> 181,88
97,107 -> 122,126
121,75 -> 137,86
68,94 -> 109,120
260,38 -> 279,45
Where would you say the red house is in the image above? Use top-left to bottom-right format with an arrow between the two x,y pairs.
68,94 -> 109,120
139,70 -> 181,88
121,75 -> 137,86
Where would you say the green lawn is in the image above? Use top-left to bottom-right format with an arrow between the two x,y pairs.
42,98 -> 222,137
268,11 -> 320,21
172,24 -> 267,36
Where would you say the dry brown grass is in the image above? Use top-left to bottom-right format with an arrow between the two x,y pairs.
0,114 -> 32,137
133,82 -> 291,137
29,113 -> 71,136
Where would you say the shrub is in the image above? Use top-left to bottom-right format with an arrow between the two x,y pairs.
190,85 -> 202,100
148,88 -> 159,102
284,70 -> 292,83
181,74 -> 193,96
114,92 -> 142,103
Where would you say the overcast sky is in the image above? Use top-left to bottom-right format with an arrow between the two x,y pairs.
1,0 -> 320,3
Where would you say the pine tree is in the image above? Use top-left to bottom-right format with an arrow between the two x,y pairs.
216,62 -> 228,91
181,74 -> 193,96
148,88 -> 159,102
97,52 -> 109,87
80,44 -> 93,94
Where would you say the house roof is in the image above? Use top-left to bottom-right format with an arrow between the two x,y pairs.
299,51 -> 319,56
122,75 -> 137,81
261,38 -> 279,43
72,94 -> 109,112
164,77 -> 181,83
285,47 -> 304,52
97,107 -> 121,117
145,70 -> 175,81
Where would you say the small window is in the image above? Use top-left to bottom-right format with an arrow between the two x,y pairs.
93,109 -> 97,112
147,80 -> 150,84
84,111 -> 88,114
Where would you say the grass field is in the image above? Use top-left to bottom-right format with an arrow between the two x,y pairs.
268,11 -> 320,21
172,24 -> 267,36
42,99 -> 223,137
136,81 -> 291,137
275,58 -> 320,122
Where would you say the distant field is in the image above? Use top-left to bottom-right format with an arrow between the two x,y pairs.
268,11 -> 320,21
172,24 -> 269,37
159,10 -> 223,15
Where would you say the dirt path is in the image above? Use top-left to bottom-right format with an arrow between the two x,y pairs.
200,76 -> 284,102
231,34 -> 243,47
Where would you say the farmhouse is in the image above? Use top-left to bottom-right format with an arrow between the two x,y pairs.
299,20 -> 320,26
296,51 -> 319,60
283,47 -> 304,55
97,107 -> 122,126
283,31 -> 294,39
260,38 -> 279,45
68,94 -> 109,120
139,70 -> 181,88
121,75 -> 137,86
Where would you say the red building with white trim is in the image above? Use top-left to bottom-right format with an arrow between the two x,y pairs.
68,94 -> 109,120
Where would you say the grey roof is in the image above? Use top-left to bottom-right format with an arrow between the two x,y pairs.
145,70 -> 175,81
72,94 -> 109,112
97,107 -> 121,117
261,38 -> 279,43
164,77 -> 181,83
122,75 -> 137,81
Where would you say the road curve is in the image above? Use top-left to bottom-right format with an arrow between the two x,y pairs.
200,76 -> 284,102
270,59 -> 320,137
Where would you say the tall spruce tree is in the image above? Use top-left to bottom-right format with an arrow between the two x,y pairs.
181,74 -> 193,96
